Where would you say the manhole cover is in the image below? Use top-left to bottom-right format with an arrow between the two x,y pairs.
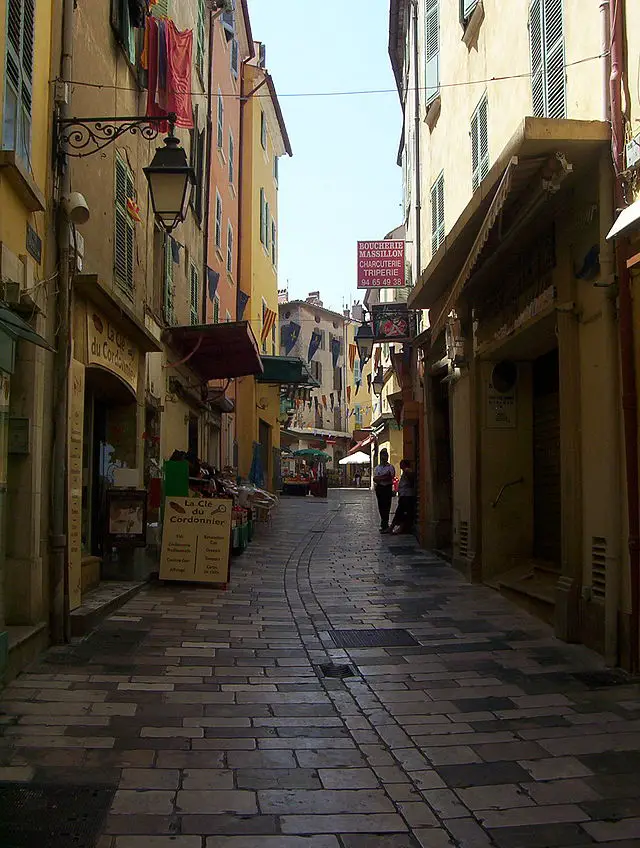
0,782 -> 116,847
573,670 -> 636,689
328,629 -> 419,648
318,663 -> 355,678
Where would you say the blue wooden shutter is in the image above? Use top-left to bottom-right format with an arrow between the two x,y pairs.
425,0 -> 440,105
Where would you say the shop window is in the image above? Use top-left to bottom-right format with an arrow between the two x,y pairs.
115,154 -> 135,292
471,93 -> 489,191
3,0 -> 34,162
190,262 -> 199,325
530,0 -> 566,119
431,171 -> 445,256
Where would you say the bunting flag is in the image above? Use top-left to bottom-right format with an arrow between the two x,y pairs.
322,395 -> 327,408
237,290 -> 250,320
346,386 -> 351,403
207,267 -> 220,301
127,198 -> 142,223
314,397 -> 319,411
330,392 -> 334,410
170,236 -> 181,263
308,329 -> 322,362
349,343 -> 357,371
367,374 -> 372,391
261,308 -> 277,344
355,380 -> 362,393
282,321 -> 301,355
374,346 -> 382,370
331,337 -> 341,368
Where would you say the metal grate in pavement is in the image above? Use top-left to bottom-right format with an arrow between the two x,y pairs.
328,629 -> 419,648
317,662 -> 356,678
0,782 -> 116,847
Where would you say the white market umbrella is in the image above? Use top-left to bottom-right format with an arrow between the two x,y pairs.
339,451 -> 370,465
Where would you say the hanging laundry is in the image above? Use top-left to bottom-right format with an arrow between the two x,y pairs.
170,237 -> 181,263
146,16 -> 193,131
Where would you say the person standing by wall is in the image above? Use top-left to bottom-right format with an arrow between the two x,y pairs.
390,459 -> 416,534
373,448 -> 395,532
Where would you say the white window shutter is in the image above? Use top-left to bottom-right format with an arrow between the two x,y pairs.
544,0 -> 566,119
471,110 -> 480,191
529,0 -> 545,117
425,0 -> 440,105
463,0 -> 478,18
431,173 -> 445,255
479,96 -> 489,182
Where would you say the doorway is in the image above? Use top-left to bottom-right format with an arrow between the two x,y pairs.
431,376 -> 453,553
532,348 -> 561,565
259,419 -> 271,489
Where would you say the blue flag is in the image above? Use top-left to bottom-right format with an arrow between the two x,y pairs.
331,337 -> 341,368
308,329 -> 322,362
282,321 -> 300,355
237,290 -> 250,321
207,267 -> 220,301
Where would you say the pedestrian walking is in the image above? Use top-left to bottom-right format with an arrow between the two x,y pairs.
353,468 -> 361,488
373,448 -> 395,532
390,458 -> 416,534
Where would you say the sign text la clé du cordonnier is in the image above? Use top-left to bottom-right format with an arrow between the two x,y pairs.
357,240 -> 405,289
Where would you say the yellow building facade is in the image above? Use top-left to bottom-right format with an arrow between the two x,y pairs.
0,0 -> 57,678
235,47 -> 291,490
392,0 -> 638,666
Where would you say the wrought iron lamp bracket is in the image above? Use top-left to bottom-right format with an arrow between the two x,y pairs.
56,113 -> 177,158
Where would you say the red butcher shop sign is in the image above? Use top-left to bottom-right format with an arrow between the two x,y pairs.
357,240 -> 406,289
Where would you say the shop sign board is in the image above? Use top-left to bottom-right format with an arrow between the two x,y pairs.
87,308 -> 140,393
371,303 -> 416,341
106,488 -> 147,547
68,359 -> 85,610
160,497 -> 232,584
357,240 -> 405,288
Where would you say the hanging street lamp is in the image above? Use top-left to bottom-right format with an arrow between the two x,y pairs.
372,367 -> 385,397
355,319 -> 374,367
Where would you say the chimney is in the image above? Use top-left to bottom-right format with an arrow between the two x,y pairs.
306,291 -> 322,307
351,301 -> 364,322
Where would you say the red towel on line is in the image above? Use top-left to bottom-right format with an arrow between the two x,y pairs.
146,16 -> 193,131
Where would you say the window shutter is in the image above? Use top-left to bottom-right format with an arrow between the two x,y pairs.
231,38 -> 239,78
425,0 -> 440,105
471,110 -> 480,191
529,0 -> 545,117
472,95 -> 489,191
228,133 -> 234,183
164,236 -> 174,324
152,0 -> 169,17
544,0 -> 566,119
115,156 -> 135,291
190,264 -> 199,325
213,296 -> 219,324
259,188 -> 265,245
431,173 -> 445,255
4,0 -> 34,159
215,193 -> 222,248
271,221 -> 276,265
222,0 -> 235,41
217,93 -> 224,147
462,0 -> 478,20
196,0 -> 205,79
265,202 -> 271,250
227,224 -> 233,273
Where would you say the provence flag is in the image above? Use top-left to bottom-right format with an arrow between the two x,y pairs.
282,321 -> 300,355
237,290 -> 250,320
207,267 -> 220,301
308,329 -> 322,362
331,337 -> 341,368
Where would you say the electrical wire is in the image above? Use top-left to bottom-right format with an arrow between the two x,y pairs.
53,51 -> 609,101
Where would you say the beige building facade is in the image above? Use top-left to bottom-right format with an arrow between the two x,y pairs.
391,0 -> 639,666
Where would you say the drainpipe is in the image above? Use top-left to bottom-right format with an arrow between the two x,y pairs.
50,0 -> 75,644
609,0 -> 639,672
201,11 -> 216,324
412,0 -> 422,283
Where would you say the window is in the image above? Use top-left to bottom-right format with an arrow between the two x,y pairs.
213,295 -> 220,324
354,404 -> 362,427
471,94 -> 489,191
190,121 -> 205,222
425,0 -> 440,106
115,154 -> 135,292
271,220 -> 276,265
354,357 -> 361,384
217,90 -> 224,148
259,188 -> 266,245
163,235 -> 174,324
230,38 -> 239,78
529,0 -> 566,119
431,171 -> 445,255
196,0 -> 205,80
3,0 -> 35,161
265,201 -> 271,250
215,191 -> 222,250
460,0 -> 479,23
226,222 -> 233,274
228,132 -> 234,184
319,330 -> 326,351
310,360 -> 322,383
111,0 -> 136,65
226,310 -> 232,322
190,263 -> 199,325
274,156 -> 279,184
260,110 -> 267,149
222,0 -> 235,41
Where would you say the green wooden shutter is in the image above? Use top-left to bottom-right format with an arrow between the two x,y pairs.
196,0 -> 205,79
215,192 -> 222,248
227,223 -> 233,273
544,0 -> 566,119
425,0 -> 440,106
152,0 -> 169,17
265,202 -> 271,250
164,236 -> 174,324
115,155 -> 135,291
3,0 -> 34,160
213,296 -> 219,324
228,132 -> 234,184
190,263 -> 199,325
217,92 -> 224,147
259,188 -> 265,245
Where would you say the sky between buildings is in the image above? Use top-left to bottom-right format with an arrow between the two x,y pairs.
248,0 -> 402,315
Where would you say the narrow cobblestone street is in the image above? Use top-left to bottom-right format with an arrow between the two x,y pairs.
2,492 -> 640,847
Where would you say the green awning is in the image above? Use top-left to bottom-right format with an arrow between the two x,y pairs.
257,355 -> 319,387
0,304 -> 55,351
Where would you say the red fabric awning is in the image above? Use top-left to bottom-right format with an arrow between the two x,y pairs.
347,434 -> 374,456
163,321 -> 263,381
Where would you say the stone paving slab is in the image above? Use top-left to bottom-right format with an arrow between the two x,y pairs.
2,492 -> 640,847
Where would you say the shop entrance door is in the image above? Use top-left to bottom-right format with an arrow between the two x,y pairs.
259,420 -> 271,489
532,348 -> 561,565
431,376 -> 452,553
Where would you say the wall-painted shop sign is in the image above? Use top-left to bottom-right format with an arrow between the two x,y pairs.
87,308 -> 140,392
